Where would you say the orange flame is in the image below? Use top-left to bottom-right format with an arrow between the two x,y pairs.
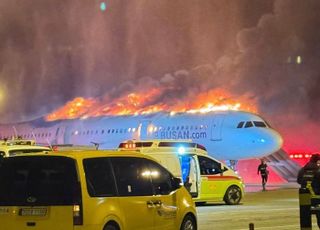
46,88 -> 258,121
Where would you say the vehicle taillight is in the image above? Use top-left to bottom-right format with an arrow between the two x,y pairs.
73,204 -> 83,225
52,146 -> 59,151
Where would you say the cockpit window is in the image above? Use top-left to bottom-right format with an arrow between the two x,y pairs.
244,121 -> 253,128
253,121 -> 267,127
264,121 -> 271,128
237,122 -> 244,128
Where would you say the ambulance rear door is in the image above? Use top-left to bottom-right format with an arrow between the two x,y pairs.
179,154 -> 200,198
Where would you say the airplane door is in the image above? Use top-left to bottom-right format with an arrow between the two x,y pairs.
211,115 -> 225,141
189,156 -> 199,198
180,155 -> 199,198
139,120 -> 151,140
55,126 -> 66,144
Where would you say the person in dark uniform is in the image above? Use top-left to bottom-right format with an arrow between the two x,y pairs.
297,154 -> 320,228
257,159 -> 269,191
297,154 -> 320,188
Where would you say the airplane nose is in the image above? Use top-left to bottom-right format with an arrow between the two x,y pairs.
273,130 -> 283,150
252,129 -> 283,155
255,129 -> 283,154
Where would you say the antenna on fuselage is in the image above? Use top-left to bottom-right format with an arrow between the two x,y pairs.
31,131 -> 37,143
12,126 -> 18,138
46,138 -> 53,150
90,141 -> 100,150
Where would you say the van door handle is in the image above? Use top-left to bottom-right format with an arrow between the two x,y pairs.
146,200 -> 154,208
26,222 -> 36,227
153,200 -> 162,207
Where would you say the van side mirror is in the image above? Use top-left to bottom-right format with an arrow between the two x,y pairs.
172,177 -> 182,190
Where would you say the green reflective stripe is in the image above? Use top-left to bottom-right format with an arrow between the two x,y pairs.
306,183 -> 315,195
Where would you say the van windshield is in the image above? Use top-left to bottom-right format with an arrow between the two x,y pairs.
0,156 -> 80,206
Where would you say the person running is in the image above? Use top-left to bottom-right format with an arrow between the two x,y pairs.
257,159 -> 269,191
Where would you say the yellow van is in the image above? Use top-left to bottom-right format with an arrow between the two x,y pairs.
119,140 -> 244,205
0,150 -> 197,230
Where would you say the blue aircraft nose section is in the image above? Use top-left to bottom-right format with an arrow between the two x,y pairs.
253,129 -> 283,156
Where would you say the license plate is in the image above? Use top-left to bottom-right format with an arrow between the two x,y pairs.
19,208 -> 47,216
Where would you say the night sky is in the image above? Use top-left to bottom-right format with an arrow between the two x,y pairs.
1,0 -> 320,152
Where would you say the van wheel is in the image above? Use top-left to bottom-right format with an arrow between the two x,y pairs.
180,214 -> 197,230
103,222 -> 120,230
224,185 -> 242,205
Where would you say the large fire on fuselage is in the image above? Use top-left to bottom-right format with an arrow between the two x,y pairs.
46,88 -> 258,121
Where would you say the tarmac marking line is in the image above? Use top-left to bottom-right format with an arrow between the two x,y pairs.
236,224 -> 306,230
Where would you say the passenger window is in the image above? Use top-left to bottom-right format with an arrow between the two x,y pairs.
237,121 -> 244,128
244,121 -> 253,128
198,156 -> 223,175
83,158 -> 117,197
111,158 -> 153,196
147,161 -> 174,195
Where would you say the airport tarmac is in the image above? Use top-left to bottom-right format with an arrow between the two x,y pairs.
197,183 -> 319,230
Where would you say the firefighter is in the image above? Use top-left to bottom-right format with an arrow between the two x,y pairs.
297,154 -> 320,189
297,153 -> 320,228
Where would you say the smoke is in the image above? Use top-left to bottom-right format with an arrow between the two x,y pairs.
1,0 -> 320,151
231,0 -> 320,152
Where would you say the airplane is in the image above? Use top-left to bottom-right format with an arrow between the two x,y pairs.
0,110 -> 283,163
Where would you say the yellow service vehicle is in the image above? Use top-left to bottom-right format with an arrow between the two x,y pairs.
0,150 -> 197,230
119,140 -> 244,205
0,139 -> 51,157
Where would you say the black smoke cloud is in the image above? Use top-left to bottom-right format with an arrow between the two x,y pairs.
232,0 -> 320,151
1,0 -> 320,151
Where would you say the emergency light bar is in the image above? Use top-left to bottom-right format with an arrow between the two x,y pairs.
0,139 -> 35,146
118,140 -> 207,152
289,153 -> 312,159
118,142 -> 153,149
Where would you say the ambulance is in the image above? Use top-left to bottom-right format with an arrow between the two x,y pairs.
0,139 -> 51,157
118,139 -> 244,205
